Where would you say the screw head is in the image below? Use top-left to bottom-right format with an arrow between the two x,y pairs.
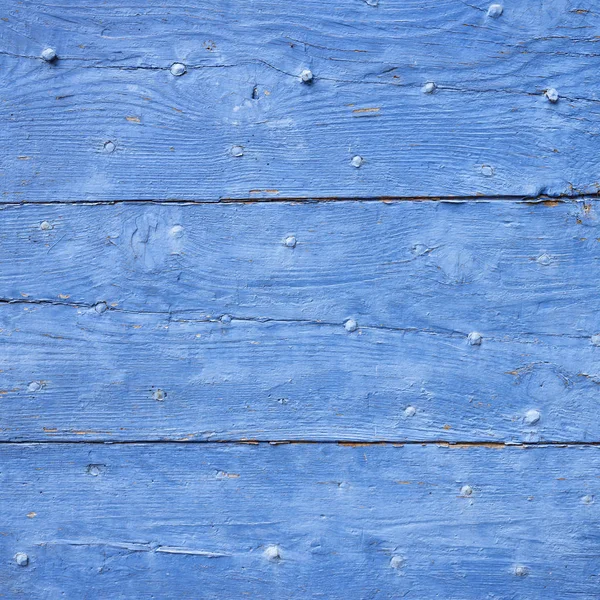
153,389 -> 166,401
103,141 -> 116,153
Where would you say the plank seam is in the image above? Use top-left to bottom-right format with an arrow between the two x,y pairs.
0,192 -> 597,206
0,440 -> 598,447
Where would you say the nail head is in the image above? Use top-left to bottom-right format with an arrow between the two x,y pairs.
422,82 -> 436,94
390,555 -> 404,569
103,141 -> 116,153
300,69 -> 313,83
284,235 -> 297,248
94,302 -> 108,314
404,406 -> 416,417
487,4 -> 503,18
170,62 -> 186,76
40,221 -> 53,231
460,485 -> 473,496
524,409 -> 541,425
344,319 -> 358,332
27,381 -> 42,393
231,145 -> 244,157
41,48 -> 57,62
514,565 -> 528,577
153,389 -> 166,401
15,553 -> 29,567
467,332 -> 483,346
264,545 -> 281,561
351,155 -> 363,168
545,88 -> 559,103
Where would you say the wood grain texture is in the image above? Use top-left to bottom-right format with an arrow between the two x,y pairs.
1,200 -> 599,442
1,296 -> 599,443
1,200 -> 598,335
1,443 -> 598,599
2,0 -> 600,200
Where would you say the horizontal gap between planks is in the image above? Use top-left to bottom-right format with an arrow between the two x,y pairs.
1,192 -> 598,206
0,440 -> 599,448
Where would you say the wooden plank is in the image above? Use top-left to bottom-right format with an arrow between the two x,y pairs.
1,200 -> 598,336
0,443 -> 598,598
3,0 -> 599,93
1,298 -> 599,442
2,1 -> 600,200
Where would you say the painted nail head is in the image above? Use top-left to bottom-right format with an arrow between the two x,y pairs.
344,319 -> 358,332
467,332 -> 483,346
15,553 -> 29,567
41,48 -> 57,62
351,155 -> 363,168
487,4 -> 503,18
264,545 -> 281,561
170,62 -> 186,76
545,88 -> 559,103
300,69 -> 313,83
524,409 -> 541,425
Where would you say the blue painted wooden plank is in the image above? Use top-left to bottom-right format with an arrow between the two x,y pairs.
0,443 -> 598,599
1,299 -> 599,442
2,2 -> 600,200
0,200 -> 598,337
2,0 -> 598,95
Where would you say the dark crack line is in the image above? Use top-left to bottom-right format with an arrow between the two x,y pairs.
0,191 -> 599,206
0,439 -> 598,447
0,297 -> 596,345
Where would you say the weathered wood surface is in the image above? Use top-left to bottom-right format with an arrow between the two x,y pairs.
1,200 -> 599,443
1,443 -> 598,599
3,2 -> 599,596
2,1 -> 600,200
2,297 -> 599,443
1,200 -> 598,335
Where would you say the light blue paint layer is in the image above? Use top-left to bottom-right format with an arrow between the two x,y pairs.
0,443 -> 598,599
